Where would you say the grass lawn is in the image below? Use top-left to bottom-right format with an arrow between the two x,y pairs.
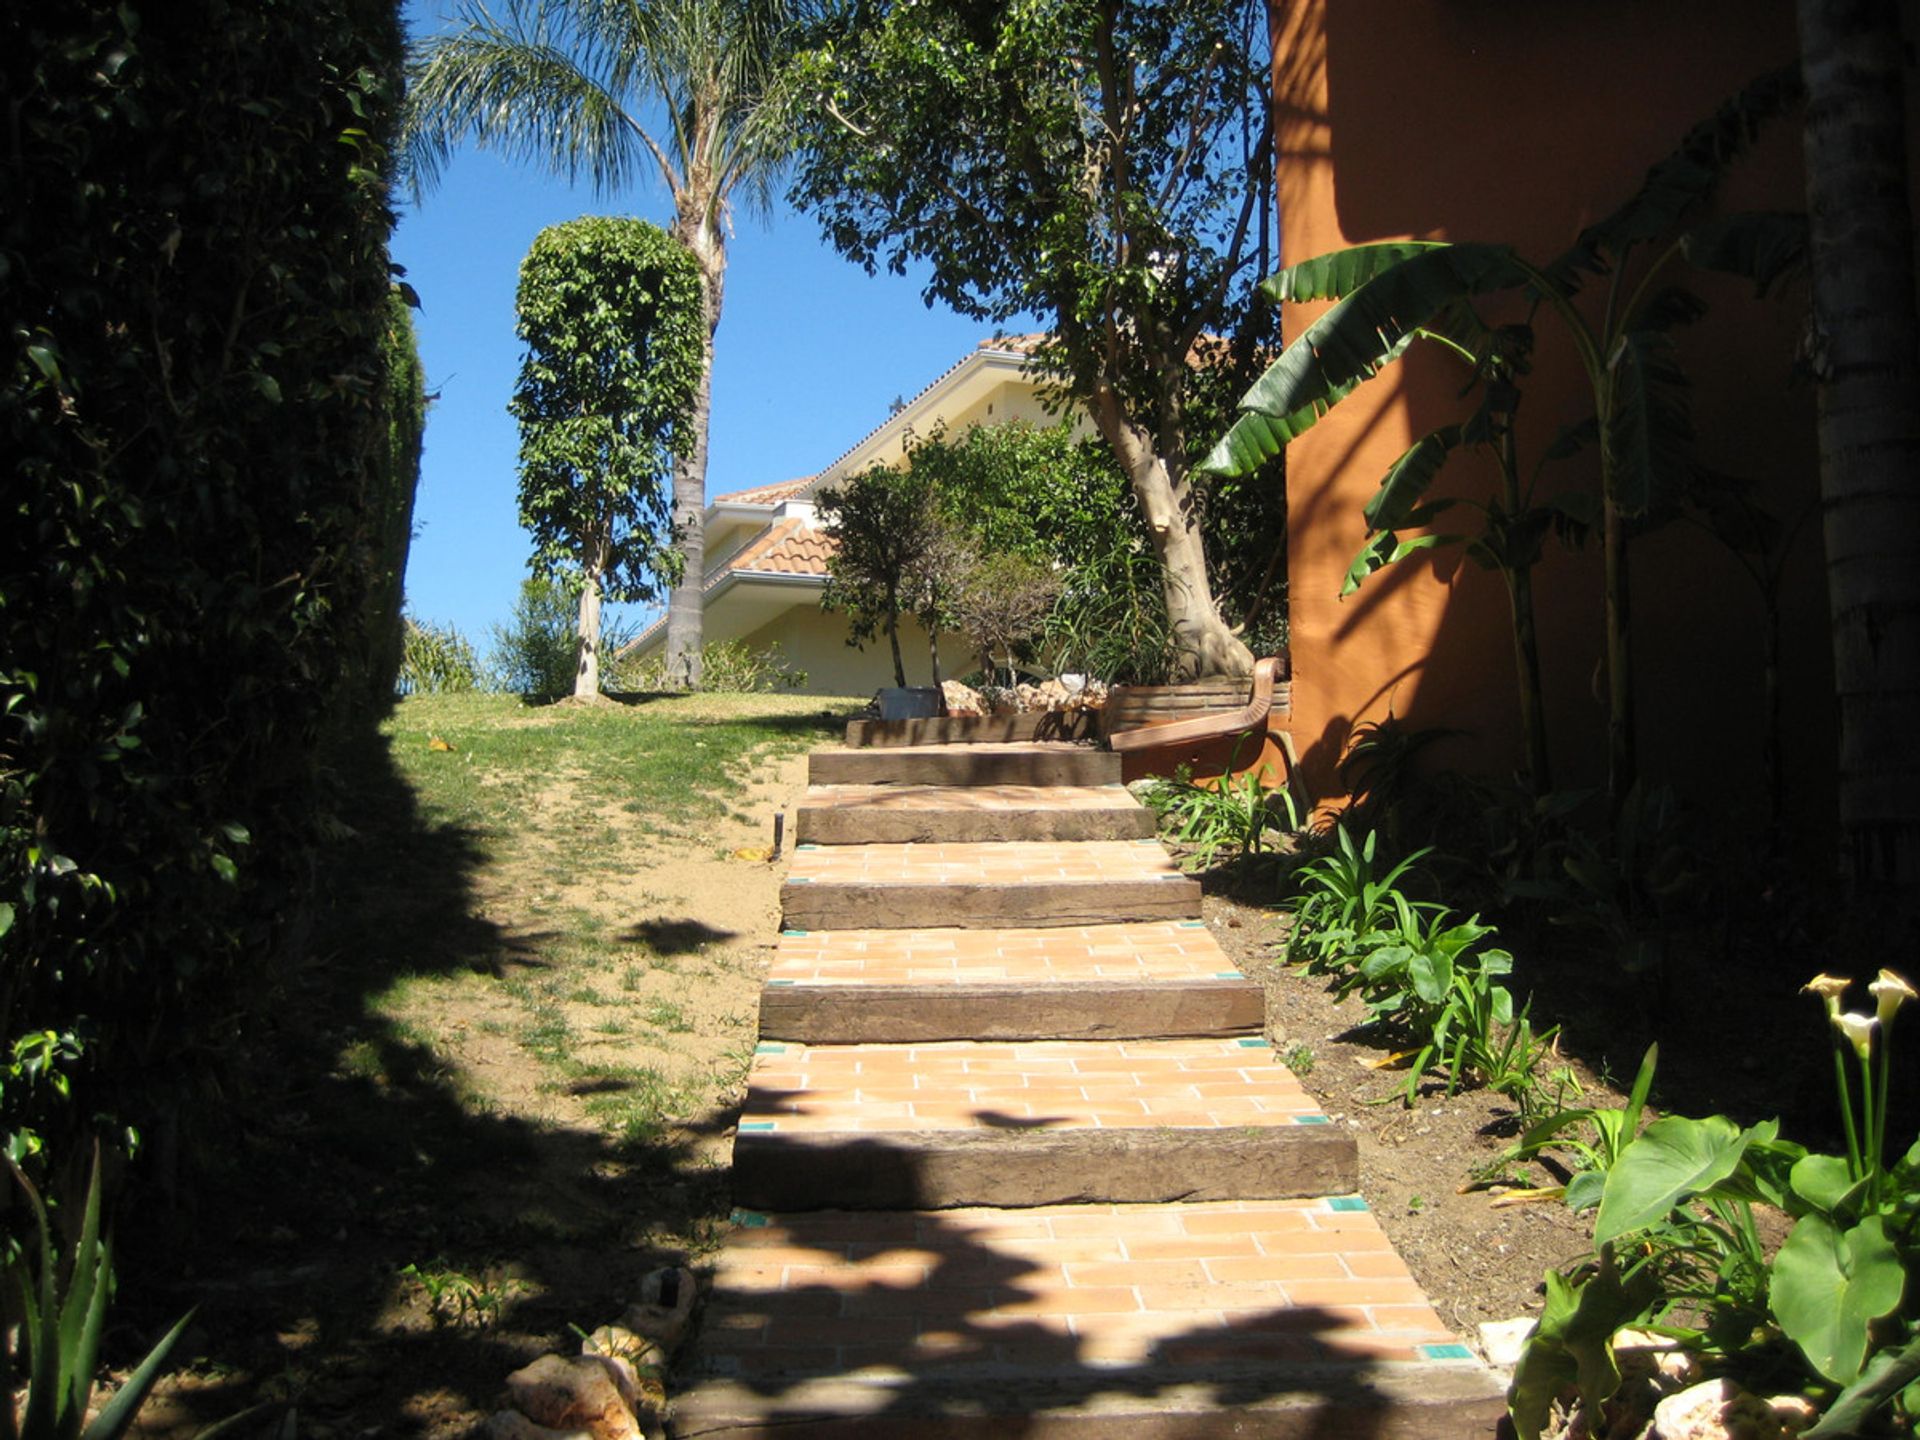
123,690 -> 860,1438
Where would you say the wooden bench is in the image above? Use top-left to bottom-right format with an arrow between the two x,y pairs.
1102,655 -> 1297,790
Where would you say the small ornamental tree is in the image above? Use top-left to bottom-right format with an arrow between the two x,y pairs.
818,467 -> 952,688
511,218 -> 704,696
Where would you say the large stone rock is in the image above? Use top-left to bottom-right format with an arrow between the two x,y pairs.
505,1354 -> 642,1440
941,679 -> 985,717
1652,1379 -> 1785,1440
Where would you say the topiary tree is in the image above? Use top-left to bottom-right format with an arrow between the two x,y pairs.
510,217 -> 704,698
817,467 -> 953,688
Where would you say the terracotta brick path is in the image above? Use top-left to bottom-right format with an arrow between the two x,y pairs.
741,1038 -> 1325,1133
768,921 -> 1235,987
672,737 -> 1505,1436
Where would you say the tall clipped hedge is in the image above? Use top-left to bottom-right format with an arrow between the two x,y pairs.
0,0 -> 411,1173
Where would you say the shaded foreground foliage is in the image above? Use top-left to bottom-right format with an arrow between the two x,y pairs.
0,0 -> 414,1188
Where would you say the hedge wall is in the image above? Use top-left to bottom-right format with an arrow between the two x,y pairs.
0,0 -> 413,1175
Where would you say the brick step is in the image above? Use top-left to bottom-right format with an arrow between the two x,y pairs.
731,1038 -> 1356,1211
795,784 -> 1156,845
671,1199 -> 1506,1438
781,841 -> 1200,931
844,713 -> 1100,748
809,743 -> 1121,789
760,922 -> 1262,1043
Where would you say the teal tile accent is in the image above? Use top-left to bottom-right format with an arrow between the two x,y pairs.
1237,1037 -> 1270,1049
781,928 -> 809,937
1293,1114 -> 1332,1125
1327,1195 -> 1370,1212
1178,920 -> 1206,928
738,1121 -> 777,1132
1419,1343 -> 1474,1361
795,842 -> 821,851
766,979 -> 796,986
1215,971 -> 1245,979
729,1209 -> 770,1228
787,876 -> 813,884
755,1043 -> 787,1054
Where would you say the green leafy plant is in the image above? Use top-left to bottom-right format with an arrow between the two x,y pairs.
1202,70 -> 1806,804
3,1148 -> 193,1440
1499,1043 -> 1658,1210
1508,971 -> 1920,1439
398,617 -> 484,695
1346,907 -> 1556,1106
1285,827 -> 1435,972
1141,762 -> 1299,872
611,639 -> 807,693
398,1261 -> 516,1331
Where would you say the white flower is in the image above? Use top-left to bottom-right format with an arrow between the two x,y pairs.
1833,1011 -> 1878,1059
1869,969 -> 1917,1028
1802,973 -> 1851,1016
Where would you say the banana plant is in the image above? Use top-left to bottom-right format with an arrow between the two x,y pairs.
1201,68 -> 1806,808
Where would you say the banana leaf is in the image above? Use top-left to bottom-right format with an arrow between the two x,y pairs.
1201,243 -> 1526,478
1604,329 -> 1694,518
1682,210 -> 1810,296
1543,66 -> 1802,292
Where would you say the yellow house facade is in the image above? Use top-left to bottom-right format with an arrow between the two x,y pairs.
626,337 -> 1069,695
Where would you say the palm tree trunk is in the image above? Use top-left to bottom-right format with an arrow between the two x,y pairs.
664,210 -> 727,690
1797,0 -> 1920,885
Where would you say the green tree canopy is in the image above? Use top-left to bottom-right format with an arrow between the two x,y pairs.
511,216 -> 704,696
792,0 -> 1278,679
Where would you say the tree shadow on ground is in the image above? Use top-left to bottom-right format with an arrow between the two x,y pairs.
114,722 -> 751,1436
623,918 -> 740,955
679,1202 -> 1505,1438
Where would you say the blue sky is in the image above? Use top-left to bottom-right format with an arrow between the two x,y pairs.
393,9 -> 999,646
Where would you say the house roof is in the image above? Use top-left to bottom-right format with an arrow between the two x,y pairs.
714,475 -> 818,506
811,335 -> 1056,485
716,517 -> 835,582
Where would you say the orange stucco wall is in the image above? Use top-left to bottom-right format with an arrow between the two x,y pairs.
1269,0 -> 1886,842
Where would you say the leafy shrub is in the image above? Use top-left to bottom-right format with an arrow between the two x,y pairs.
488,577 -> 639,697
1141,764 -> 1299,872
1,0 -> 409,1171
611,640 -> 807,694
398,617 -> 484,695
1288,827 -> 1556,1106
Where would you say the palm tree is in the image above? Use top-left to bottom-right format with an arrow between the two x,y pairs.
404,0 -> 799,689
1795,0 -> 1920,886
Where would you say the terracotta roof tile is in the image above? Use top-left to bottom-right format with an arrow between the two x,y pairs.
714,475 -> 817,506
709,518 -> 835,586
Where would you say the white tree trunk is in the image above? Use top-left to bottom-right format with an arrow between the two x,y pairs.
575,546 -> 605,699
1798,0 -> 1920,884
663,209 -> 726,692
1089,389 -> 1254,680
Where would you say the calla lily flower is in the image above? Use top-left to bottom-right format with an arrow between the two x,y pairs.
1833,1011 -> 1878,1059
1803,973 -> 1851,1016
1869,969 -> 1917,1027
